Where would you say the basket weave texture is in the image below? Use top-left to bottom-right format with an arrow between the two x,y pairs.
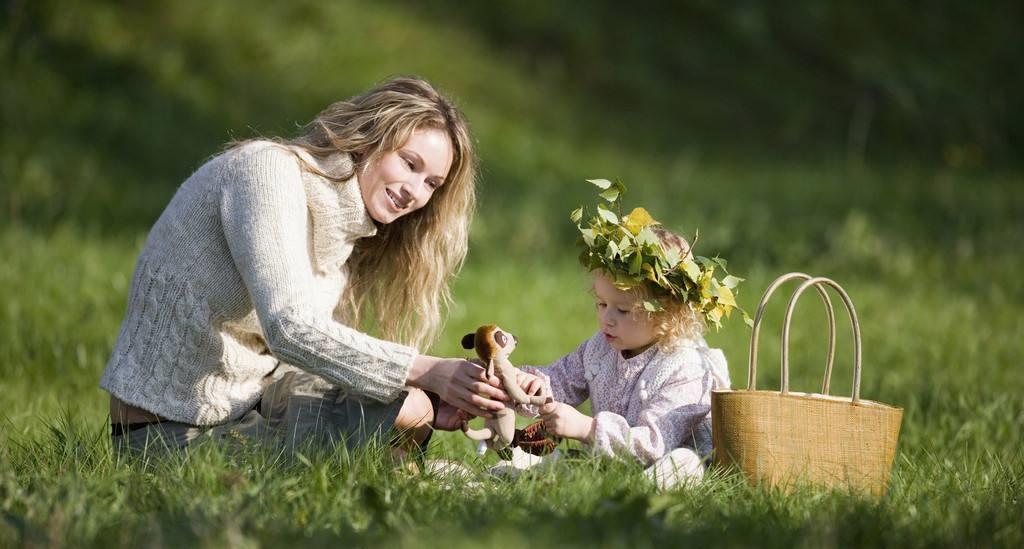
711,273 -> 902,495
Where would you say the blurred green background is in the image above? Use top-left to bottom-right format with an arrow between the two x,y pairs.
3,0 -> 1023,422
1,1 -> 1023,545
3,0 -> 1023,429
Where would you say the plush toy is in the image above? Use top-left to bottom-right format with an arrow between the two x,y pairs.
460,324 -> 552,454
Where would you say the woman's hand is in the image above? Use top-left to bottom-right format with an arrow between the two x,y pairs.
538,401 -> 596,442
515,370 -> 545,397
407,355 -> 507,417
433,400 -> 473,432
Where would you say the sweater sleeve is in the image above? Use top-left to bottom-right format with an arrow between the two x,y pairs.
590,358 -> 717,466
219,144 -> 416,403
516,338 -> 591,416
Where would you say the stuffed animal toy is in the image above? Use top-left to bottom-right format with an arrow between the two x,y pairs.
460,324 -> 552,454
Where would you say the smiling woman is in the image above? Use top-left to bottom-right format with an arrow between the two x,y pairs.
100,77 -> 511,458
360,129 -> 453,224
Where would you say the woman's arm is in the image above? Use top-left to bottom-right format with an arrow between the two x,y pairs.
220,145 -> 504,416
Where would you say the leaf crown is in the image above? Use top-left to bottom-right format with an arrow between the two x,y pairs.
572,179 -> 752,330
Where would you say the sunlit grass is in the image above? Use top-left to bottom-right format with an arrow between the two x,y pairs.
2,410 -> 1020,547
1,220 -> 1022,546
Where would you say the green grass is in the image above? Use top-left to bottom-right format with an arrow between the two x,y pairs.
3,184 -> 1022,546
3,1 -> 1023,547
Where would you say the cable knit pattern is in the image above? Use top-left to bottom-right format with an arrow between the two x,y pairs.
100,141 -> 417,426
520,332 -> 730,466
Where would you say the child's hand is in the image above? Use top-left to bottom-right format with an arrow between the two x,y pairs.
538,401 -> 596,442
515,370 -> 545,397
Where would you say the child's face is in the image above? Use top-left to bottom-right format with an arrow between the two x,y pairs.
592,274 -> 658,357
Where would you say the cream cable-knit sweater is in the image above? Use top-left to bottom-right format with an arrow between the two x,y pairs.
100,141 -> 417,426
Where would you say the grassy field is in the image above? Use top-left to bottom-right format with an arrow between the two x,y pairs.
3,1 -> 1023,547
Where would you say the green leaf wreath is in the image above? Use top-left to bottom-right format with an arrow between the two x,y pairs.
572,178 -> 753,330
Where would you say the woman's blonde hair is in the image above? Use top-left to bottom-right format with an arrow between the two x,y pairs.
606,228 -> 706,352
284,76 -> 476,350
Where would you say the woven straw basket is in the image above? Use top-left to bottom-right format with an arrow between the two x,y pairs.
711,272 -> 903,495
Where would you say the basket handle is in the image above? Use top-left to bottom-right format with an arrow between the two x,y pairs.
747,273 -> 837,393
782,277 -> 863,403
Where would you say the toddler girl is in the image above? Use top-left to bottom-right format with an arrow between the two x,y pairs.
518,184 -> 742,488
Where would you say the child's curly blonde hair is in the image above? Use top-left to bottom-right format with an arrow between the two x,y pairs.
623,228 -> 706,351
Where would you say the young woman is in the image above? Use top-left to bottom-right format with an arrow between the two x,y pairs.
101,77 -> 506,455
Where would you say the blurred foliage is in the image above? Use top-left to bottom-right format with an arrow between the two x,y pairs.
1,0 -> 1021,334
0,0 -> 1021,371
409,0 -> 1024,164
2,0 -> 1022,249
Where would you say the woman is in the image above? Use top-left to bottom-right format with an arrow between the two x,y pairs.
101,77 -> 507,455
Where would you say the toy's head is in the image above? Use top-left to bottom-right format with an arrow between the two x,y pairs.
461,324 -> 517,361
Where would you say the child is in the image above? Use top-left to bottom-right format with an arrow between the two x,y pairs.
517,183 -> 741,488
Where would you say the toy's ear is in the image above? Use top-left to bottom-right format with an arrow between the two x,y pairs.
461,333 -> 476,350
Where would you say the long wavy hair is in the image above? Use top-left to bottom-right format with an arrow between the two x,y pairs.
281,76 -> 476,350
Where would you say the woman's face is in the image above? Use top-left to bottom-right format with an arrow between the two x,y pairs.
359,128 -> 454,224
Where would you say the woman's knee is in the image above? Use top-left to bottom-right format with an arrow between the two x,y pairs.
394,388 -> 435,431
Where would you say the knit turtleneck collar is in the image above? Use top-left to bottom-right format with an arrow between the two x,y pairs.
295,147 -> 377,273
